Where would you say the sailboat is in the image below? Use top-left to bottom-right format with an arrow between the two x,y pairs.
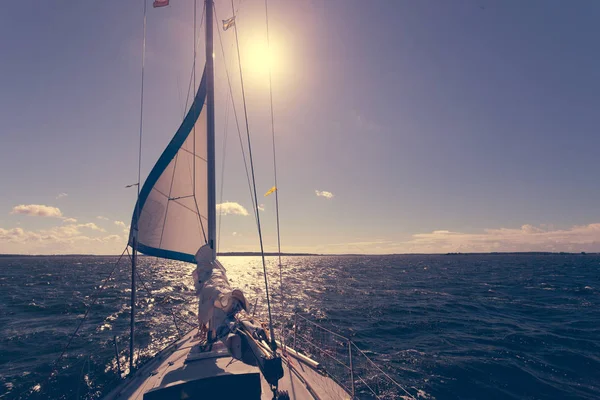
103,0 -> 353,398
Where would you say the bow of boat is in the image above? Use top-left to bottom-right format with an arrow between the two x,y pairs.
103,328 -> 350,400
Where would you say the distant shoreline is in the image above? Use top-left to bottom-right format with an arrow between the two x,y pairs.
0,251 -> 597,258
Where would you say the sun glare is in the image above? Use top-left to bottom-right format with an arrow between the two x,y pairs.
243,37 -> 278,85
234,26 -> 295,92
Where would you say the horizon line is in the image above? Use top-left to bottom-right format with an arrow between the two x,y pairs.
0,251 -> 597,258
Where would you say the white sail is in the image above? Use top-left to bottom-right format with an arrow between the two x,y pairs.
129,70 -> 208,263
129,68 -> 247,334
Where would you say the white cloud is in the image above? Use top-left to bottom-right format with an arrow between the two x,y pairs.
97,216 -> 109,221
0,222 -> 124,255
47,223 -> 105,237
0,227 -> 30,242
11,204 -> 63,218
103,234 -> 122,241
56,193 -> 68,199
402,223 -> 600,253
216,202 -> 249,216
328,240 -> 393,247
315,190 -> 334,199
62,218 -> 78,223
77,223 -> 105,232
4,217 -> 600,255
114,221 -> 129,235
310,223 -> 600,254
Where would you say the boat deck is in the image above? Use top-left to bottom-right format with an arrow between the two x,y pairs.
103,329 -> 350,400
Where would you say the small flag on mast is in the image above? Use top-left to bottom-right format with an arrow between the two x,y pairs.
153,0 -> 169,8
264,186 -> 277,197
222,16 -> 236,31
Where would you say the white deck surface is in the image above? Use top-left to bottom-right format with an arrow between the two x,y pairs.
103,329 -> 350,400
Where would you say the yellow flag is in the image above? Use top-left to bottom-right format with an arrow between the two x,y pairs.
264,186 -> 277,197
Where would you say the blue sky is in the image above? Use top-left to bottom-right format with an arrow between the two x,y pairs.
1,0 -> 599,254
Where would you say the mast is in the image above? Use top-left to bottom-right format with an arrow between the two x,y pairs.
206,0 -> 216,260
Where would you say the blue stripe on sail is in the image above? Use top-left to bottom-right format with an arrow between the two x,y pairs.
136,242 -> 197,264
128,68 -> 207,264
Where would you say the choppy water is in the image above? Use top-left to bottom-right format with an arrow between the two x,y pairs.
0,254 -> 598,399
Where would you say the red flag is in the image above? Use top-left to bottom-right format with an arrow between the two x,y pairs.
153,0 -> 169,8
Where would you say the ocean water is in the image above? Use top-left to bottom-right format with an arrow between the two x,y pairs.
0,254 -> 598,399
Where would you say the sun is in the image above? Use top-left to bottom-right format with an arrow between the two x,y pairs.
242,37 -> 276,85
235,28 -> 294,91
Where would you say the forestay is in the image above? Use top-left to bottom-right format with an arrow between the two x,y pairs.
129,69 -> 208,263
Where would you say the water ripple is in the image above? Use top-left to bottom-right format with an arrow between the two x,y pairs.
0,254 -> 598,399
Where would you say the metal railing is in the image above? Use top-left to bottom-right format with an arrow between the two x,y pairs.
283,313 -> 416,400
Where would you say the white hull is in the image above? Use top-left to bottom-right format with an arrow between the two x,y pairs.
104,329 -> 351,400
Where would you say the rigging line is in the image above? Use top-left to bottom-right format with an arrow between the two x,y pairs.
136,0 -> 146,219
217,56 -> 233,255
158,111 -> 181,248
193,0 -> 196,200
158,152 -> 181,248
180,118 -> 208,243
177,75 -> 184,118
35,248 -> 128,396
215,6 -> 257,223
76,354 -> 89,400
192,0 -> 208,245
129,0 -> 148,374
183,2 -> 206,113
161,51 -> 196,250
217,43 -> 236,255
180,146 -> 208,161
192,165 -> 208,244
228,0 -> 276,348
214,4 -> 258,224
350,344 -> 417,399
127,247 -> 200,331
264,0 -> 285,325
179,1 -> 208,244
134,269 -> 196,334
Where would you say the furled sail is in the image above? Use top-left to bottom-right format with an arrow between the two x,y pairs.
129,69 -> 208,263
193,245 -> 249,339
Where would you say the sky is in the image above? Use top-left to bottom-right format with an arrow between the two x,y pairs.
1,0 -> 600,255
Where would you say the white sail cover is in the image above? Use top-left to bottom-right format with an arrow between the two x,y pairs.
129,70 -> 208,263
193,245 -> 249,336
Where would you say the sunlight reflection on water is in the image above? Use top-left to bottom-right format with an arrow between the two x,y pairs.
1,254 -> 599,399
